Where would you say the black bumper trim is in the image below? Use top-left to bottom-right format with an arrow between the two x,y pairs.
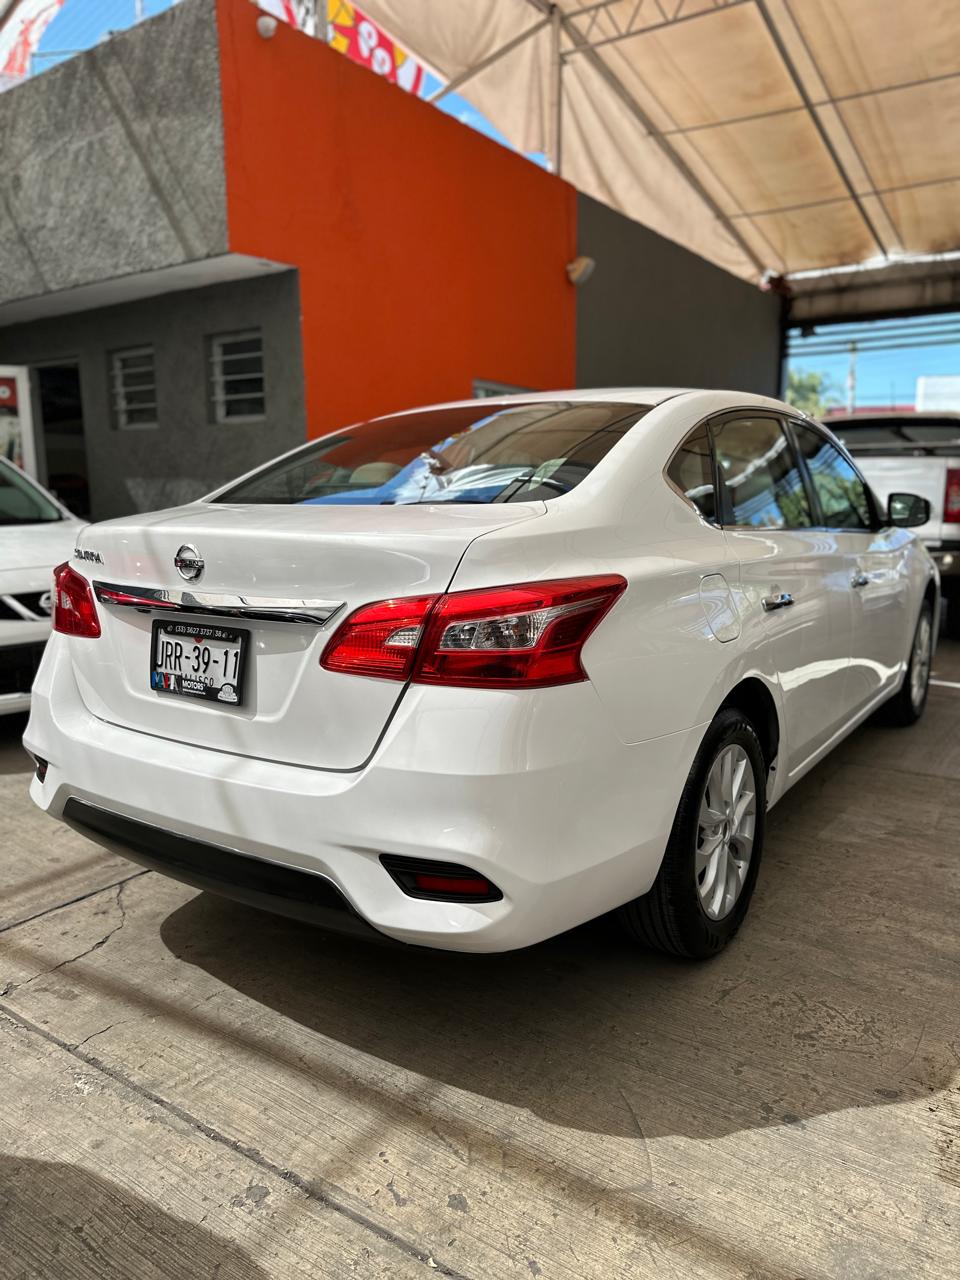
62,798 -> 385,941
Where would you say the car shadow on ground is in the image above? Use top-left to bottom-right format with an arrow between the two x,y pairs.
160,706 -> 959,1144
0,1155 -> 269,1279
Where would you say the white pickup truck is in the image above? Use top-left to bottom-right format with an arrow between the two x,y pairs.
829,411 -> 960,637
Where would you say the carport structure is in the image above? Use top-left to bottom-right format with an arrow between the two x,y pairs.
360,0 -> 960,297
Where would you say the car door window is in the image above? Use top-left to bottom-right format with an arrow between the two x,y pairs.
791,423 -> 871,530
712,416 -> 813,529
666,424 -> 716,520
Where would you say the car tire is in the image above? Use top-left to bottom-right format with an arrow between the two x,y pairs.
618,707 -> 766,959
883,599 -> 934,727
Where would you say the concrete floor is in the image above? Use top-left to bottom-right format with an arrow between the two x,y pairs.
1,647 -> 959,1280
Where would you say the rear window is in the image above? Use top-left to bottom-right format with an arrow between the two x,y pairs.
214,401 -> 649,506
834,419 -> 960,455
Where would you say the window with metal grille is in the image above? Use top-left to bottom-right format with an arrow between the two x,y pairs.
210,331 -> 266,423
111,346 -> 158,429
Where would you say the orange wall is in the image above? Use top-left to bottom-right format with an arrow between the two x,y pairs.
216,0 -> 577,438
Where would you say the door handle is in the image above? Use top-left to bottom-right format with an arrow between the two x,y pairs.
851,570 -> 870,589
762,591 -> 794,612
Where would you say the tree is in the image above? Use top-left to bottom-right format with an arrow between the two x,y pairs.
785,369 -> 839,417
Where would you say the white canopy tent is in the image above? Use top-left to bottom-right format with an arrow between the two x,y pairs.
357,0 -> 960,283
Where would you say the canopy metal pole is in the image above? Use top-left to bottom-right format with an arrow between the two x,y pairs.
548,5 -> 563,175
427,16 -> 551,104
524,0 -> 767,274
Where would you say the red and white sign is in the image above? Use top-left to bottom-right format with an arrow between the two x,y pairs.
327,1 -> 425,95
0,377 -> 18,411
0,0 -> 65,86
256,0 -> 301,29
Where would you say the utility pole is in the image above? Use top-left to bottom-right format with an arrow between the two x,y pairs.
846,340 -> 857,412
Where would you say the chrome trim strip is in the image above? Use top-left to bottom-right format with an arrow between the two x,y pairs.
93,581 -> 345,627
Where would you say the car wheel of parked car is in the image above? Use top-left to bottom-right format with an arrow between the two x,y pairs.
883,600 -> 934,727
618,707 -> 766,959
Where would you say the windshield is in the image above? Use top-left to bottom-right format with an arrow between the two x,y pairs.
214,401 -> 649,506
835,419 -> 960,455
0,461 -> 62,525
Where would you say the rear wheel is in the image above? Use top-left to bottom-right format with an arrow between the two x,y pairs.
883,600 -> 934,726
618,708 -> 766,959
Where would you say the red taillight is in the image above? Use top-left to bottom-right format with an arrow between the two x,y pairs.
416,575 -> 627,688
320,594 -> 438,681
321,575 -> 626,688
945,468 -> 960,522
95,586 -> 177,609
52,562 -> 101,638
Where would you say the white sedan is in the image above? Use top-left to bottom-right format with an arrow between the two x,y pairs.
25,390 -> 938,956
1,458 -> 84,716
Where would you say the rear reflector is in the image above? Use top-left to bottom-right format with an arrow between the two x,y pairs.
321,575 -> 626,688
945,468 -> 960,522
52,563 -> 101,638
380,855 -> 503,902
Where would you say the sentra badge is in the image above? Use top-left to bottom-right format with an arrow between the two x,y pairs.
74,547 -> 104,564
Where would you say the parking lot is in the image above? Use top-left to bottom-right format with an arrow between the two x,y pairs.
0,643 -> 956,1280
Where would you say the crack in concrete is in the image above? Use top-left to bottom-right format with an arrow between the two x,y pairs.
0,869 -> 149,938
0,1005 -> 472,1280
1,880 -> 135,999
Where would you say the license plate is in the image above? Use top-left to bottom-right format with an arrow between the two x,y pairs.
151,620 -> 247,706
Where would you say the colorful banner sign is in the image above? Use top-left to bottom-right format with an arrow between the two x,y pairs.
257,0 -> 301,29
0,0 -> 65,87
327,1 -> 424,95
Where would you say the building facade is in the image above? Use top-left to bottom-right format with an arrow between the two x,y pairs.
0,0 -> 781,521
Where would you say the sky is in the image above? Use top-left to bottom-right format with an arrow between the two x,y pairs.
787,313 -> 960,410
32,0 -> 170,70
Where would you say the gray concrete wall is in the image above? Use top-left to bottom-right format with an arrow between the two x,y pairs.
0,272 -> 306,520
576,195 -> 783,396
0,0 -> 226,308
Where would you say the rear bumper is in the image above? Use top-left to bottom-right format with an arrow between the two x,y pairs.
63,798 -> 385,942
25,634 -> 705,952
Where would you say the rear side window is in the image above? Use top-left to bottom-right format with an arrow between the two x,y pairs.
712,417 -> 812,529
214,401 -> 649,506
792,423 -> 871,530
666,425 -> 716,521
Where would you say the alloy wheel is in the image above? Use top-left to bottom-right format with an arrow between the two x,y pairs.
696,744 -> 757,921
910,613 -> 932,710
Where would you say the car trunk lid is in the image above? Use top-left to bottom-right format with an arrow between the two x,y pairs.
68,501 -> 543,769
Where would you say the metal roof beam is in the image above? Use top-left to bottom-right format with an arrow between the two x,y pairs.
753,0 -> 889,260
561,0 -> 752,55
426,16 -> 551,104
523,0 -> 767,274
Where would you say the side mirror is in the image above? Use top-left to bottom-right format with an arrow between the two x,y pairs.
888,492 -> 930,528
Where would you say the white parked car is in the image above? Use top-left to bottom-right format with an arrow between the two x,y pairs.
26,390 -> 938,957
0,458 -> 84,716
829,412 -> 960,636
